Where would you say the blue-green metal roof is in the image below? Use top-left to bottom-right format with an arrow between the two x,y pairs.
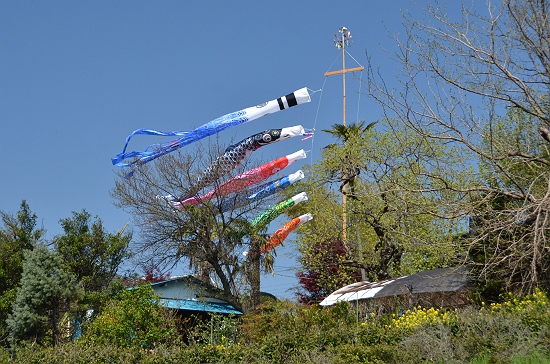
159,298 -> 242,315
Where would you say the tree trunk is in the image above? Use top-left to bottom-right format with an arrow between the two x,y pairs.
248,238 -> 261,311
50,305 -> 59,347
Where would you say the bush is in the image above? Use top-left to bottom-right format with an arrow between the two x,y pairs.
80,284 -> 179,348
240,300 -> 358,361
187,313 -> 240,346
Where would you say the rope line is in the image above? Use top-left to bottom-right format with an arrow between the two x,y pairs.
326,52 -> 341,74
345,49 -> 363,67
343,49 -> 364,123
309,77 -> 327,164
357,69 -> 363,123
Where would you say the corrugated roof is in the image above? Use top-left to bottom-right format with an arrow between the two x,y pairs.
320,266 -> 470,306
150,275 -> 218,290
378,267 -> 469,297
130,276 -> 243,314
159,298 -> 242,315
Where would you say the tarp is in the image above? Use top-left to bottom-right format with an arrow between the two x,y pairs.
159,298 -> 242,315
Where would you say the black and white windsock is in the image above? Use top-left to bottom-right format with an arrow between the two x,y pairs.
112,88 -> 311,171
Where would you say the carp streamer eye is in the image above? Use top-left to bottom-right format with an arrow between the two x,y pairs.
263,133 -> 272,142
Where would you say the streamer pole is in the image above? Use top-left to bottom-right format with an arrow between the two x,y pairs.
325,26 -> 364,248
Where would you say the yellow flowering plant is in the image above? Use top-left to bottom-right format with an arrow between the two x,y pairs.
484,289 -> 549,333
386,306 -> 454,331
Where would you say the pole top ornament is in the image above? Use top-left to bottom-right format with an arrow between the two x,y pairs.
334,26 -> 352,49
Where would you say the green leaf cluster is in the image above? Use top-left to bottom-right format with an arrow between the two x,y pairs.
291,118 -> 468,300
81,284 -> 178,348
54,210 -> 131,294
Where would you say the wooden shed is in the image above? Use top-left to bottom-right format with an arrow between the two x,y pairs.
320,266 -> 471,313
150,276 -> 242,316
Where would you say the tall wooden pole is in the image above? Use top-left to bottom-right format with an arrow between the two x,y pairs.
341,30 -> 348,246
324,27 -> 364,248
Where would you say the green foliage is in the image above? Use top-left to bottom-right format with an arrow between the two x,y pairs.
2,291 -> 550,363
81,284 -> 179,348
0,201 -> 44,343
240,300 -> 358,362
484,289 -> 550,335
7,244 -> 81,347
53,209 -> 132,324
187,313 -> 239,346
292,118 -> 465,301
54,210 -> 131,294
0,201 -> 44,254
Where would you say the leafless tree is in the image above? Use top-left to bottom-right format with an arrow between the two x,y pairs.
112,142 -> 280,311
367,0 -> 550,293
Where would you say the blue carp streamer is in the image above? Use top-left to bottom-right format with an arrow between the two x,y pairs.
111,88 -> 310,171
219,170 -> 305,212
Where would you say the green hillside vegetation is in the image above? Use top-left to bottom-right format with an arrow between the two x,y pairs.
1,289 -> 549,363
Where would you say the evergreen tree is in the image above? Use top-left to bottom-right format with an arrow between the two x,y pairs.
8,244 -> 81,347
54,210 -> 131,293
0,201 -> 44,345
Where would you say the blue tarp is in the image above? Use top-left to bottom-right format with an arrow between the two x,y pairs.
159,298 -> 242,315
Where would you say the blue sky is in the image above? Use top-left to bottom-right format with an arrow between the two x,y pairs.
0,1 -> 475,299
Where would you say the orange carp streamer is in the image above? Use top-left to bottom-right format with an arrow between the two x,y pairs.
261,213 -> 313,253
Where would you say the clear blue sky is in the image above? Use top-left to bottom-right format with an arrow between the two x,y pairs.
0,1 -> 475,299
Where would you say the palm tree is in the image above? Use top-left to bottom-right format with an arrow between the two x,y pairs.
322,120 -> 377,197
323,120 -> 377,143
226,217 -> 273,312
323,120 -> 377,279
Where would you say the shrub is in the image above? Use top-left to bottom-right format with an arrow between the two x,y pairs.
187,313 -> 240,346
80,284 -> 178,348
240,300 -> 358,361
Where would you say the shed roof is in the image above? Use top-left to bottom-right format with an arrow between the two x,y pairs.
320,266 -> 470,306
149,275 -> 242,314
